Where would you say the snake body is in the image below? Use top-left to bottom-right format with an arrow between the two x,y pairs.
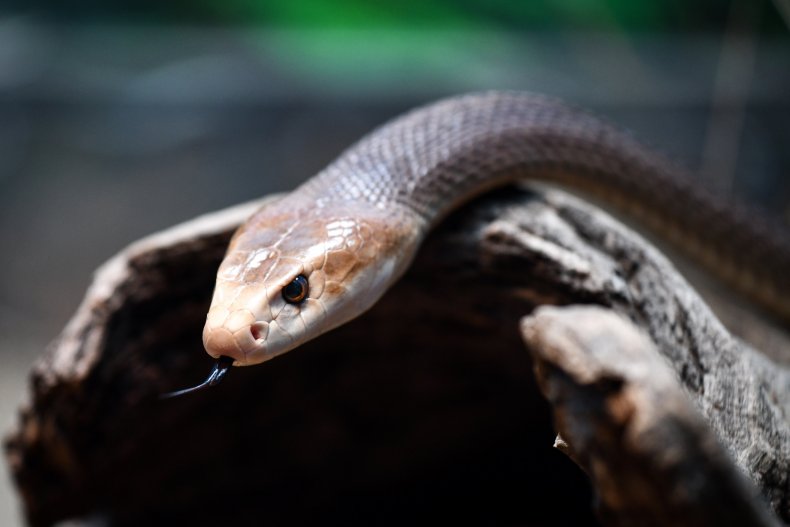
201,92 -> 790,367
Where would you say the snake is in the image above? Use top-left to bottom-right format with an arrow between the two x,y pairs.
164,91 -> 790,397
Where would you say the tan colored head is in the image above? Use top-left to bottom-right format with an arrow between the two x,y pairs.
202,197 -> 421,366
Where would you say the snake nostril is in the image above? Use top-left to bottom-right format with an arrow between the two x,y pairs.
250,322 -> 267,342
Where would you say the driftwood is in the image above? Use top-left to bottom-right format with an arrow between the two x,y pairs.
4,185 -> 789,526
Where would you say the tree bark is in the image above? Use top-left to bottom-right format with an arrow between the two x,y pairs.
4,185 -> 789,526
522,305 -> 781,527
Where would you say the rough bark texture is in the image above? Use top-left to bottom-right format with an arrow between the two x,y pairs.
522,306 -> 781,527
4,185 -> 789,526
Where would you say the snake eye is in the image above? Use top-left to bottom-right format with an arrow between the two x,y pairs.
282,274 -> 309,304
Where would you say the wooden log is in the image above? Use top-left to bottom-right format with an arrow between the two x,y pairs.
522,305 -> 781,527
4,186 -> 788,526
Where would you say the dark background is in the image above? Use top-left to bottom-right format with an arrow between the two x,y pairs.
1,1 -> 789,523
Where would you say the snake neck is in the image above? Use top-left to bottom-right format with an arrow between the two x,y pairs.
299,91 -> 790,323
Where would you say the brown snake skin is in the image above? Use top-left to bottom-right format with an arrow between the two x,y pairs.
306,92 -> 789,314
200,91 -> 790,370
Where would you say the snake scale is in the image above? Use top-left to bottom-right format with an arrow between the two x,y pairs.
165,91 -> 790,395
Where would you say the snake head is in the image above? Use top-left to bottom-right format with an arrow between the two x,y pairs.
202,198 -> 421,366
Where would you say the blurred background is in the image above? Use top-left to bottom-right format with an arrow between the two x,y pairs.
1,0 -> 789,523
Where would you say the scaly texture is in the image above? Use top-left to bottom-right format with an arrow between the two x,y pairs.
203,92 -> 789,367
302,92 -> 789,317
